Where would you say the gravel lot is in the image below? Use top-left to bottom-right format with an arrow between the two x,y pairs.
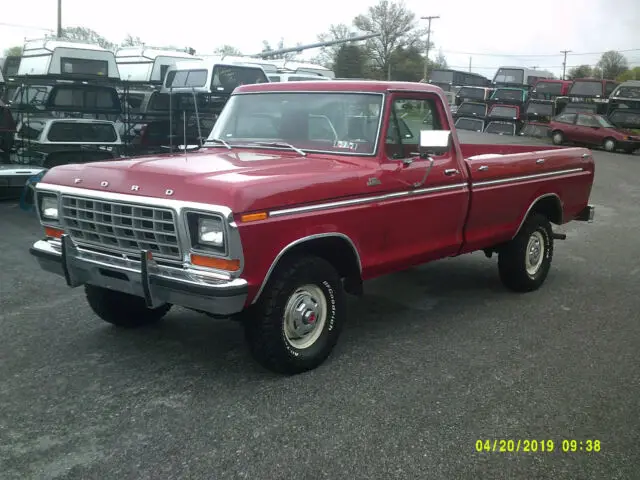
1,136 -> 639,479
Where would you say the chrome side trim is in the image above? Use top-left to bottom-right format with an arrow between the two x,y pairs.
473,168 -> 585,188
512,193 -> 563,239
268,182 -> 468,217
251,232 -> 362,305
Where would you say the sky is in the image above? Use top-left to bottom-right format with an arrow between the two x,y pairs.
1,0 -> 639,80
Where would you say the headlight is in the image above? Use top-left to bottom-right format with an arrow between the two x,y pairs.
40,194 -> 59,220
198,217 -> 224,247
186,212 -> 226,254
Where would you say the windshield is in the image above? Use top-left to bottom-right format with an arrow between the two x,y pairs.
596,116 -> 614,128
46,122 -> 118,143
212,65 -> 269,93
494,68 -> 524,84
609,110 -> 640,127
485,122 -> 515,135
49,86 -> 120,111
613,86 -> 640,99
430,70 -> 453,83
490,106 -> 518,118
493,89 -> 523,101
535,82 -> 563,95
11,86 -> 52,107
526,103 -> 553,115
166,69 -> 208,88
208,92 -> 384,155
458,87 -> 485,100
455,117 -> 484,132
569,81 -> 602,96
458,102 -> 486,116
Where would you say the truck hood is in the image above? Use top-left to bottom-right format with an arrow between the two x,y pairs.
39,147 -> 379,213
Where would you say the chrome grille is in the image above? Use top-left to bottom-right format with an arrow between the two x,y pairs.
60,195 -> 181,260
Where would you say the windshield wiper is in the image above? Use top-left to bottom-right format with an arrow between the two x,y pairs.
249,141 -> 307,156
204,138 -> 232,149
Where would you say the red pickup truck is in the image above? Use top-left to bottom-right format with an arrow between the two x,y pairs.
29,80 -> 596,374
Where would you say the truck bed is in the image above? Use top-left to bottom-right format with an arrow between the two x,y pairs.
456,131 -> 594,254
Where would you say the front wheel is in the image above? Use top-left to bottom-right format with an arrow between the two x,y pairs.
85,284 -> 171,327
498,213 -> 554,292
243,256 -> 346,374
603,137 -> 616,152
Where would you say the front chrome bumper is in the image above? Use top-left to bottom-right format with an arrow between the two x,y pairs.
30,234 -> 248,316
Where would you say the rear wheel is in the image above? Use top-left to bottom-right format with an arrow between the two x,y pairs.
498,213 -> 554,293
551,130 -> 564,145
603,137 -> 616,152
85,285 -> 171,327
242,256 -> 346,374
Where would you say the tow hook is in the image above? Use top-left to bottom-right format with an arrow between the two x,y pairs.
552,232 -> 567,240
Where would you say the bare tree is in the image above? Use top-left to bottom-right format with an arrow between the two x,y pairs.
3,46 -> 23,56
316,23 -> 356,68
597,50 -> 629,79
121,34 -> 144,47
353,0 -> 427,79
214,45 -> 243,56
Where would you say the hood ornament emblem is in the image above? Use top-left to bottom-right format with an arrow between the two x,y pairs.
165,189 -> 174,196
100,181 -> 109,187
74,178 -> 82,184
131,185 -> 140,191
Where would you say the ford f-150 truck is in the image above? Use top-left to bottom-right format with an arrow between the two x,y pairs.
29,80 -> 596,374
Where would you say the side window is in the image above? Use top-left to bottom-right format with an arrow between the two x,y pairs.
555,113 -> 576,124
576,114 -> 598,127
605,82 -> 617,97
386,97 -> 444,159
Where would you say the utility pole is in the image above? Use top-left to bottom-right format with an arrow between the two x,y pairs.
560,49 -> 571,80
421,15 -> 440,82
57,0 -> 62,37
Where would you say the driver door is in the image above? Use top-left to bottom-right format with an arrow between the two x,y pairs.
377,93 -> 469,266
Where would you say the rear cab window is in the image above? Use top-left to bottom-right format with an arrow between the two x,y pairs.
46,122 -> 118,143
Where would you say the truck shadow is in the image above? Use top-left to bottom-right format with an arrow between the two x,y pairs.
76,252 -> 568,382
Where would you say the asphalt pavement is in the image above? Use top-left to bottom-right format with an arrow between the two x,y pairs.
1,137 -> 639,479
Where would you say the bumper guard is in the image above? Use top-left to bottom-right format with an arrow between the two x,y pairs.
30,234 -> 248,316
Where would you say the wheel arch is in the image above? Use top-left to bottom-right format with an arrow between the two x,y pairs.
251,233 -> 363,304
512,193 -> 563,239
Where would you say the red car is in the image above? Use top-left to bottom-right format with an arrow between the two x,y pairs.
549,111 -> 640,154
29,80 -> 596,374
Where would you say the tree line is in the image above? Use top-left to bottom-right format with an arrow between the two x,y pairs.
3,0 -> 637,84
566,50 -> 637,81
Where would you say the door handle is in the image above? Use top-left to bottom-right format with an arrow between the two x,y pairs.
536,158 -> 545,164
478,165 -> 488,171
444,168 -> 459,176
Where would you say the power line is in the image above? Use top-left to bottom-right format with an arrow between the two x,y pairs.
440,48 -> 640,57
0,21 -> 53,31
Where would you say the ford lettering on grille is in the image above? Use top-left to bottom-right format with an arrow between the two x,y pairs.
60,195 -> 181,260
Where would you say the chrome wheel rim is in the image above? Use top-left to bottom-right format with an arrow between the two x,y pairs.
553,133 -> 562,144
604,140 -> 614,151
283,284 -> 327,349
525,231 -> 545,276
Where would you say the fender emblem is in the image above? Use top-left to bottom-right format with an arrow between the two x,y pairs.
165,189 -> 174,196
131,185 -> 140,191
100,181 -> 109,187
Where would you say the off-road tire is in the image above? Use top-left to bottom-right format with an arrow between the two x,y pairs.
603,137 -> 616,152
243,255 -> 346,374
85,284 -> 171,327
551,130 -> 564,145
498,213 -> 554,293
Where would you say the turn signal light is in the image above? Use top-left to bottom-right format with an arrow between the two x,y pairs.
191,254 -> 240,272
45,227 -> 64,238
240,211 -> 268,223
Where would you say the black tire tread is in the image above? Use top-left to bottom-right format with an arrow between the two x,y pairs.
243,255 -> 345,374
85,284 -> 171,328
498,213 -> 554,293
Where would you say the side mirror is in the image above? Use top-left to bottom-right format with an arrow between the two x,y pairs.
419,130 -> 451,156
